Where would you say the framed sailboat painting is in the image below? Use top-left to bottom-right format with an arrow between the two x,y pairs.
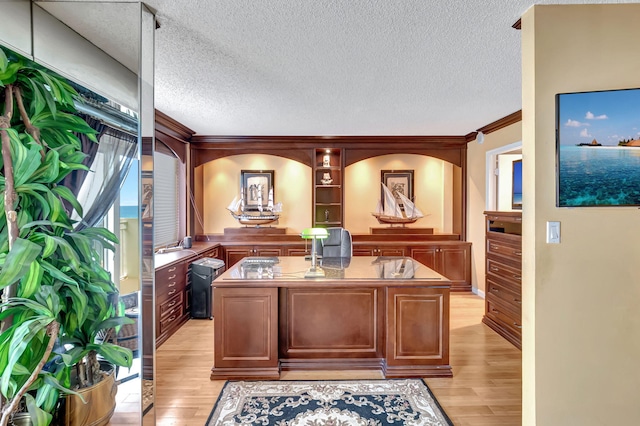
241,170 -> 274,211
381,170 -> 414,209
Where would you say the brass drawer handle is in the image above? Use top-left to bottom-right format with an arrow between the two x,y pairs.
168,300 -> 177,308
492,308 -> 500,314
513,274 -> 521,279
168,266 -> 177,272
168,274 -> 176,280
490,266 -> 499,272
168,315 -> 177,322
491,288 -> 500,293
490,245 -> 499,250
514,251 -> 522,256
513,322 -> 522,329
168,281 -> 177,287
514,298 -> 522,304
168,289 -> 177,296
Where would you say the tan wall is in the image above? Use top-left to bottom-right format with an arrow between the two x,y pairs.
345,154 -> 453,234
202,154 -> 312,234
467,122 -> 522,294
200,153 -> 454,235
522,5 -> 640,425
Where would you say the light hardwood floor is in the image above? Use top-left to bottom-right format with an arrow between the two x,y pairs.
111,293 -> 522,425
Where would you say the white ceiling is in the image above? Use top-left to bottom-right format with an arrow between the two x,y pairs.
38,0 -> 633,136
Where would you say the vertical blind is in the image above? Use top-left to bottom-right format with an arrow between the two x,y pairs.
154,151 -> 180,247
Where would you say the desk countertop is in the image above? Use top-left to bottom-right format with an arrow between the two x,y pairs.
216,256 -> 450,287
154,241 -> 219,269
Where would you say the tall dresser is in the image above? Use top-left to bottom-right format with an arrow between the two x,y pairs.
482,211 -> 522,349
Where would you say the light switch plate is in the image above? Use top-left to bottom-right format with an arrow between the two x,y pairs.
547,221 -> 560,244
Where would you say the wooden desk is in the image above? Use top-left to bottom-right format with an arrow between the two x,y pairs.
211,256 -> 451,380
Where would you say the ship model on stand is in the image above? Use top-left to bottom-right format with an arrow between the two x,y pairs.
227,185 -> 282,226
372,183 -> 425,226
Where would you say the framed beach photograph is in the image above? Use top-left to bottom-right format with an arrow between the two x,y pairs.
512,159 -> 522,210
556,88 -> 640,207
241,170 -> 274,211
381,170 -> 414,209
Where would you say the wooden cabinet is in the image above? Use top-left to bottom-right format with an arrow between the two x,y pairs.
155,243 -> 223,347
155,261 -> 189,347
385,287 -> 450,378
409,242 -> 472,292
313,148 -> 343,227
224,245 -> 283,268
212,287 -> 280,380
353,244 -> 406,257
482,211 -> 522,349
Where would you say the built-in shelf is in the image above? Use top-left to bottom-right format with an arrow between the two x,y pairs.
313,148 -> 344,228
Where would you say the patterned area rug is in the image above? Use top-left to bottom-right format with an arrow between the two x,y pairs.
206,379 -> 453,425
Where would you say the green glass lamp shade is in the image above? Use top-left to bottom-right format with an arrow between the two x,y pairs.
300,228 -> 329,239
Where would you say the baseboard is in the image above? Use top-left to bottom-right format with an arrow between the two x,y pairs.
473,287 -> 485,299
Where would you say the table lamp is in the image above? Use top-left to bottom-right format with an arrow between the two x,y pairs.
300,227 -> 329,278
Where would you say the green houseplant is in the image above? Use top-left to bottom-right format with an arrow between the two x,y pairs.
0,46 -> 133,426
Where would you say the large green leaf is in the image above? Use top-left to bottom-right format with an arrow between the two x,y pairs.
34,286 -> 61,318
89,342 -> 133,368
31,111 -> 97,136
91,316 -> 134,336
0,62 -> 21,85
48,236 -> 81,273
18,259 -> 43,299
16,187 -> 52,223
26,77 -> 47,118
52,186 -> 82,218
24,391 -> 53,426
0,47 -> 7,74
7,129 -> 42,188
39,259 -> 76,285
0,298 -> 54,319
67,233 -> 94,263
0,238 -> 42,290
1,317 -> 53,397
78,227 -> 119,247
30,148 -> 60,184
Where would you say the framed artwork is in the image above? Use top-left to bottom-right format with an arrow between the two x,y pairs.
556,88 -> 640,207
241,170 -> 274,210
381,170 -> 414,209
512,159 -> 522,210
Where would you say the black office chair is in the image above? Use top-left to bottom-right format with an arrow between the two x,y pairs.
315,227 -> 352,258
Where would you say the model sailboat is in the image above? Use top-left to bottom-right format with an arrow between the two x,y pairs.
372,183 -> 425,226
227,186 -> 282,226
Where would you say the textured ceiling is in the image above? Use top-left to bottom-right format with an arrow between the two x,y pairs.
36,0 -> 635,136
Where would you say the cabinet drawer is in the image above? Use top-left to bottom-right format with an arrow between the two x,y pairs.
156,263 -> 186,301
160,292 -> 184,318
157,262 -> 186,282
486,299 -> 522,337
487,258 -> 522,286
486,279 -> 521,315
158,305 -> 184,336
487,238 -> 522,262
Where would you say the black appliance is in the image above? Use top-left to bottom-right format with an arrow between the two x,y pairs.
190,257 -> 225,319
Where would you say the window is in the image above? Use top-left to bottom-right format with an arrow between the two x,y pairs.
154,151 -> 180,247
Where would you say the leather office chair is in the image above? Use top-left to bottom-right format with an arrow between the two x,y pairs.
315,227 -> 352,257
